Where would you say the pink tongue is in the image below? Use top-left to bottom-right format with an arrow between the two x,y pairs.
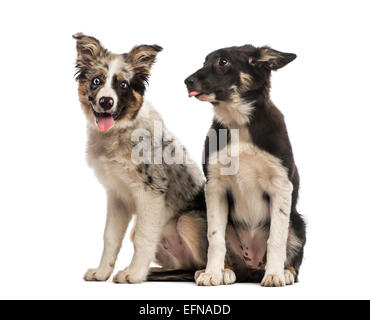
189,91 -> 201,98
97,115 -> 114,131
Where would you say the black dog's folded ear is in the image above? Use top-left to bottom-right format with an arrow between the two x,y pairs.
128,45 -> 163,81
73,33 -> 104,63
249,47 -> 297,71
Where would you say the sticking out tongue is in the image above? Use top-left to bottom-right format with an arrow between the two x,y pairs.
188,91 -> 201,98
97,114 -> 114,131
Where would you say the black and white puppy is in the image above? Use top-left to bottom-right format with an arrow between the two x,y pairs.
185,45 -> 306,286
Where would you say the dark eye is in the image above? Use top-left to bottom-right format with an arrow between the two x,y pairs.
219,58 -> 229,66
92,77 -> 101,86
120,81 -> 128,89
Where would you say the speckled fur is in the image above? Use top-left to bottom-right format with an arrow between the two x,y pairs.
74,34 -> 207,284
86,101 -> 205,213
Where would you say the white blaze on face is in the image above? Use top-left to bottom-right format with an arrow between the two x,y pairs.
96,57 -> 122,112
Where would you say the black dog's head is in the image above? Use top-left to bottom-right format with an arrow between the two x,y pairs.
73,33 -> 162,131
185,45 -> 296,105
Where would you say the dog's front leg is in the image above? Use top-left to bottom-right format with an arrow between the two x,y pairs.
84,193 -> 132,281
113,191 -> 169,284
196,183 -> 236,286
261,178 -> 293,287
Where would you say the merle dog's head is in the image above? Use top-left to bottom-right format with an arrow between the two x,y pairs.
185,45 -> 296,105
73,33 -> 162,131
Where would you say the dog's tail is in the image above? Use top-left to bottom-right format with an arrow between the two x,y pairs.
147,268 -> 195,282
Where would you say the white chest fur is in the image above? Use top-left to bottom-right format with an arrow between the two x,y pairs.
86,128 -> 141,213
207,133 -> 290,231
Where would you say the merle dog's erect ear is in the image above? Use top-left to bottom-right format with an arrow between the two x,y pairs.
249,47 -> 297,71
73,33 -> 104,63
128,45 -> 163,81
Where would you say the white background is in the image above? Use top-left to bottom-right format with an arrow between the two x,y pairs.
0,0 -> 369,300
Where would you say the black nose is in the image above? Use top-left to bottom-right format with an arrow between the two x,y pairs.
99,97 -> 114,110
184,76 -> 196,88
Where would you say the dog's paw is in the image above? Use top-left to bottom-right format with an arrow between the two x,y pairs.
84,267 -> 112,281
222,268 -> 237,285
284,269 -> 295,285
195,268 -> 236,286
113,268 -> 146,284
261,271 -> 286,287
195,270 -> 222,286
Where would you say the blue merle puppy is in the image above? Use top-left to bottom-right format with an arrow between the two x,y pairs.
73,33 -> 208,283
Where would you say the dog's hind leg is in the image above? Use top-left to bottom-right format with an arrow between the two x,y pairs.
178,211 -> 235,284
176,211 -> 208,268
284,210 -> 306,284
154,211 -> 207,271
147,211 -> 208,282
84,193 -> 132,281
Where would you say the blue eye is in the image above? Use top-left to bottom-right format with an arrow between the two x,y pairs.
120,81 -> 128,89
93,77 -> 101,85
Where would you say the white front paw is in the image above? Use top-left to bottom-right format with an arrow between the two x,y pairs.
261,270 -> 286,287
195,268 -> 236,286
84,267 -> 113,281
113,268 -> 147,284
